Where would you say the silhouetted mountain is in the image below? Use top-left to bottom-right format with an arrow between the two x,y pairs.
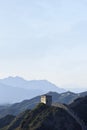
1,96 -> 87,130
0,91 -> 87,119
48,91 -> 78,104
0,104 -> 81,130
79,91 -> 87,97
0,96 -> 40,118
70,96 -> 87,124
0,115 -> 15,129
6,110 -> 30,130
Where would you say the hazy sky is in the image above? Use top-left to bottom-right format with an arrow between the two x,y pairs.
0,0 -> 87,90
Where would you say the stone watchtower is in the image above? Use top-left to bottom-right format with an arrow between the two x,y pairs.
41,95 -> 52,106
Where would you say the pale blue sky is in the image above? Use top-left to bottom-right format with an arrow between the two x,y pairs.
0,0 -> 87,90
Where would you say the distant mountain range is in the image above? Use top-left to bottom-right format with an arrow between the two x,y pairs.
0,76 -> 66,103
0,91 -> 87,119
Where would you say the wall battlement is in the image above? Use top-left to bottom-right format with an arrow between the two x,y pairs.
41,95 -> 52,106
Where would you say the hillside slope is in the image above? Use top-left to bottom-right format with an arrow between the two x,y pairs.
0,91 -> 87,119
3,104 -> 82,130
0,115 -> 15,130
70,96 -> 87,124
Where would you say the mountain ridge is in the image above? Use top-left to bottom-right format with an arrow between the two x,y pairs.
0,91 -> 86,119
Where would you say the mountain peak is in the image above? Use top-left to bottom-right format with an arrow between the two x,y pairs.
4,76 -> 26,81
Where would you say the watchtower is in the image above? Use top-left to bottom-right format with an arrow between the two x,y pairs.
41,95 -> 52,106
